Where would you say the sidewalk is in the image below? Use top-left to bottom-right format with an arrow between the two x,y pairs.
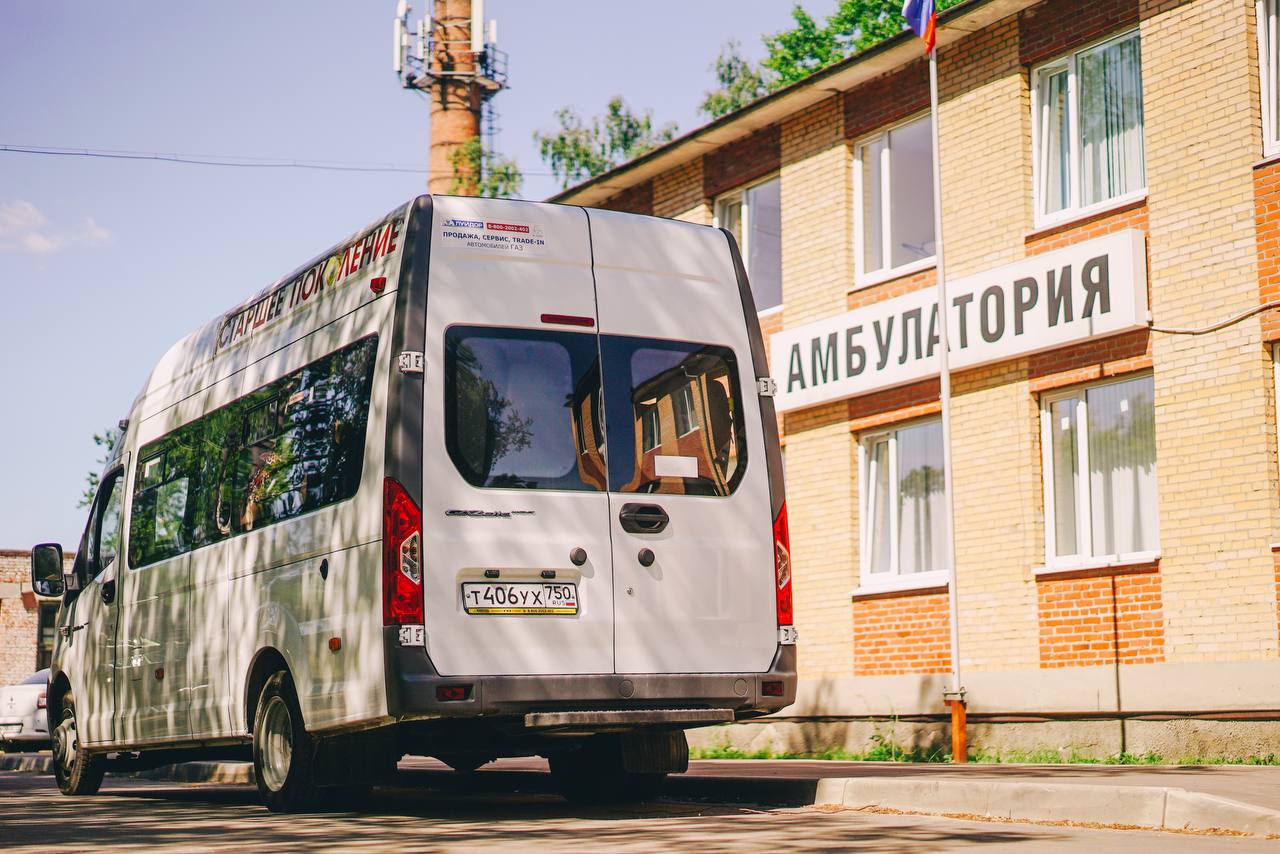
5,753 -> 1280,837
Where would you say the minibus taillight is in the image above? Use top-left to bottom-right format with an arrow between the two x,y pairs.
774,503 -> 793,628
383,477 -> 424,626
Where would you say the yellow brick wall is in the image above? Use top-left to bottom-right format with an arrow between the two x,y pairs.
1140,0 -> 1278,661
779,95 -> 857,678
653,158 -> 710,224
938,15 -> 1031,278
931,16 -> 1043,672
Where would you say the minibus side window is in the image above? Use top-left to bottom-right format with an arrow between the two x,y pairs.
84,470 -> 124,580
599,337 -> 747,497
230,336 -> 378,531
444,326 -> 606,491
128,335 -> 379,569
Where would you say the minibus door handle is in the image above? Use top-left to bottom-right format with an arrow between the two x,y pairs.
618,503 -> 669,534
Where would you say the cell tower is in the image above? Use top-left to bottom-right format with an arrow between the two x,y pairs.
394,0 -> 508,194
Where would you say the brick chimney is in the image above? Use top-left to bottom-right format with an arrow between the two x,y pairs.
428,0 -> 482,194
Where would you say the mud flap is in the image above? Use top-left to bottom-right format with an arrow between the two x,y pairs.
312,729 -> 399,787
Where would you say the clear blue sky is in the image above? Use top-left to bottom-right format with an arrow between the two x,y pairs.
0,1 -> 806,548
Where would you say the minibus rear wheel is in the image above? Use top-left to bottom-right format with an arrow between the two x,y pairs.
252,671 -> 320,812
51,690 -> 105,796
549,738 -> 666,804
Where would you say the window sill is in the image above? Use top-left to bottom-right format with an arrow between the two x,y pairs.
851,572 -> 949,601
1035,551 -> 1160,581
1028,192 -> 1148,238
852,257 -> 937,291
757,303 -> 784,318
1255,151 -> 1280,171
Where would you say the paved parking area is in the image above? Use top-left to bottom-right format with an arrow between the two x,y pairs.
1,770 -> 1275,852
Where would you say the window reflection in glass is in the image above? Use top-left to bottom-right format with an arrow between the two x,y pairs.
445,326 -> 606,491
129,335 -> 378,569
601,337 -> 746,497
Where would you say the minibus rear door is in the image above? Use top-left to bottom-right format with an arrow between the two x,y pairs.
588,210 -> 779,675
421,198 -> 614,677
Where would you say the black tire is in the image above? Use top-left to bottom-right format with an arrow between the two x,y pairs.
252,671 -> 321,813
549,738 -> 667,805
51,690 -> 106,796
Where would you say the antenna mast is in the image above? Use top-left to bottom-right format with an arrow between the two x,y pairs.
393,0 -> 508,194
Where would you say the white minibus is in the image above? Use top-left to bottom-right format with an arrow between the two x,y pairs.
30,195 -> 795,811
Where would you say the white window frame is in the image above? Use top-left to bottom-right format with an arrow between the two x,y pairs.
857,419 -> 950,592
1038,373 -> 1160,572
713,173 -> 783,316
852,113 -> 938,289
673,383 -> 699,437
1030,28 -> 1147,229
1258,0 -> 1280,156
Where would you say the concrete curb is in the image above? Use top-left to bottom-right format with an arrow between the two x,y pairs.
814,776 -> 1280,837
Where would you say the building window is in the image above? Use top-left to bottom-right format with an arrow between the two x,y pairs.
1032,29 -> 1146,224
673,383 -> 699,436
860,419 -> 948,585
716,176 -> 782,312
1040,374 -> 1158,568
640,404 -> 661,453
854,114 -> 936,286
1259,0 -> 1280,154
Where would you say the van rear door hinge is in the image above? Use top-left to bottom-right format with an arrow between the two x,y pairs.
398,351 -> 425,375
756,377 -> 777,398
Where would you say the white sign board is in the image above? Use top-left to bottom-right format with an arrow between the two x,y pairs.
770,230 -> 1148,413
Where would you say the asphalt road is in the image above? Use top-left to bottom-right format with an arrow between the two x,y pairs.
1,770 -> 1276,852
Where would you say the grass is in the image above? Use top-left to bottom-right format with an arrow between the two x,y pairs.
689,744 -> 1280,766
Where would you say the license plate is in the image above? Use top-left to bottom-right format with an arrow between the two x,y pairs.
0,725 -> 20,734
462,582 -> 579,615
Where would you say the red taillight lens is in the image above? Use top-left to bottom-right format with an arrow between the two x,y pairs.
383,477 -> 424,626
773,503 -> 793,627
37,691 -> 46,710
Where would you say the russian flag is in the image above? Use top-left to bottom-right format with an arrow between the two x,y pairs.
903,0 -> 937,54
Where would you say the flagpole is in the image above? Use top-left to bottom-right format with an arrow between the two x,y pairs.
928,44 -> 966,763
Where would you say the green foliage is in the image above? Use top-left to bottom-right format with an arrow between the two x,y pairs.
691,741 -> 1280,766
534,97 -> 677,190
703,0 -> 967,119
80,427 -> 121,508
700,40 -> 775,119
449,136 -> 523,199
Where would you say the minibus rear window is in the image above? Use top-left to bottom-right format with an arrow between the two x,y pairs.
445,326 -> 607,491
128,335 -> 379,569
600,337 -> 746,497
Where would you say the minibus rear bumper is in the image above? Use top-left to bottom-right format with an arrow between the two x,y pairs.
385,632 -> 797,724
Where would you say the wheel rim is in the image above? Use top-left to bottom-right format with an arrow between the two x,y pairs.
259,695 -> 293,792
53,706 -> 78,776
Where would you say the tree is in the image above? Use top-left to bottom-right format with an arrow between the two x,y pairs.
449,136 -> 523,199
700,40 -> 774,119
534,97 -> 677,190
80,427 -> 120,507
706,1 -> 966,109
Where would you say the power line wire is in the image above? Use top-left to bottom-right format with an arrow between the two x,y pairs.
0,143 -> 564,177
1,143 -> 429,174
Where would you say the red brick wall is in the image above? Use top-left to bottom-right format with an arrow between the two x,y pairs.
597,180 -> 655,216
852,589 -> 952,676
1253,160 -> 1280,342
1037,566 -> 1164,668
703,124 -> 781,200
1025,200 -> 1149,256
1019,0 -> 1140,66
0,550 -> 69,685
843,60 -> 929,142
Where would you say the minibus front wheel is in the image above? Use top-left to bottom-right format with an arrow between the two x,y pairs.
51,690 -> 105,796
252,671 -> 320,812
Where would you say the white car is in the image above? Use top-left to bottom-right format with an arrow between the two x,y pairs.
0,670 -> 49,749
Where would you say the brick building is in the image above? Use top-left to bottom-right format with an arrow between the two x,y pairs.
0,551 -> 68,686
557,0 -> 1280,757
